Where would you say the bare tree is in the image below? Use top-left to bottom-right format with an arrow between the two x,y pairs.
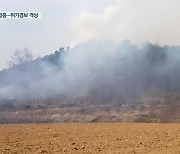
7,48 -> 34,68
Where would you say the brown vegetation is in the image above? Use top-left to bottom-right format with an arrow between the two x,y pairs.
0,91 -> 179,124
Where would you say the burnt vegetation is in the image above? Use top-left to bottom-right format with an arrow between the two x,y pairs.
0,41 -> 179,123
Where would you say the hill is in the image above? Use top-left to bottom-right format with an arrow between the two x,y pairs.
0,41 -> 180,123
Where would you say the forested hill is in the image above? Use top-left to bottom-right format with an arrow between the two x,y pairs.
0,41 -> 180,103
0,41 -> 180,123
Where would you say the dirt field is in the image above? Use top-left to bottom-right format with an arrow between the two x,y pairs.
0,124 -> 179,154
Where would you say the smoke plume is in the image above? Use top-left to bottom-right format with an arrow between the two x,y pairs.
0,40 -> 180,105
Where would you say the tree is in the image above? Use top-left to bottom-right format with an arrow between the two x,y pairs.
7,48 -> 34,68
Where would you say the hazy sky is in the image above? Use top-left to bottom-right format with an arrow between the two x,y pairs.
1,0 -> 180,69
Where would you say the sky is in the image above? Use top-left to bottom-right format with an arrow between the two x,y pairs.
0,0 -> 180,69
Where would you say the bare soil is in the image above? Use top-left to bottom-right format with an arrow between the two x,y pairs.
0,124 -> 179,154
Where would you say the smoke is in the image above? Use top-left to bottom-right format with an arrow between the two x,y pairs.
71,0 -> 180,46
0,40 -> 180,104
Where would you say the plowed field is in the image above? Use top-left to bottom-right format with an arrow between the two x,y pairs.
0,124 -> 179,154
